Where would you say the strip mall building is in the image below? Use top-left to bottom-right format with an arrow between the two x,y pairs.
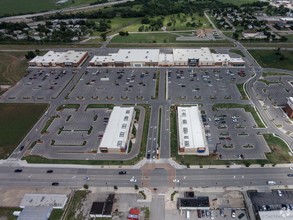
89,48 -> 245,67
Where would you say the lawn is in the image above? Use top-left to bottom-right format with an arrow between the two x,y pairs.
263,134 -> 292,164
236,83 -> 248,100
218,0 -> 257,6
0,103 -> 48,159
249,50 -> 293,70
0,207 -> 22,220
0,0 -> 99,16
0,52 -> 28,85
111,32 -> 178,43
163,13 -> 211,31
230,49 -> 245,57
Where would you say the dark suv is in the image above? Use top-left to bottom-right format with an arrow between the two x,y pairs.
119,171 -> 127,175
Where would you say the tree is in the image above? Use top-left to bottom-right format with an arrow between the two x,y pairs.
232,32 -> 239,40
100,32 -> 107,41
25,51 -> 36,59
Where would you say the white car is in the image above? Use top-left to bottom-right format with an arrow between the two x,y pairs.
289,167 -> 293,170
130,177 -> 137,183
278,190 -> 283,197
173,179 -> 179,183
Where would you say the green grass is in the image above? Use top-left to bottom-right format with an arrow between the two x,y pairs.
0,0 -> 100,17
263,134 -> 292,164
249,50 -> 293,70
64,190 -> 89,220
0,103 -> 48,159
0,207 -> 21,220
86,104 -> 114,109
111,32 -> 178,44
56,104 -> 80,111
163,13 -> 211,31
262,72 -> 291,77
41,115 -> 59,134
0,52 -> 28,84
49,209 -> 64,220
236,83 -> 248,100
230,49 -> 245,57
218,0 -> 257,6
212,103 -> 265,128
24,105 -> 151,165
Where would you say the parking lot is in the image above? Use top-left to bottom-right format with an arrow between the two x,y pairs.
32,106 -> 114,157
167,68 -> 249,102
69,68 -> 158,101
249,190 -> 293,213
2,68 -> 76,101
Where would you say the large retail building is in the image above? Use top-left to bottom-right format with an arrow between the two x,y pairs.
177,106 -> 209,155
89,48 -> 245,67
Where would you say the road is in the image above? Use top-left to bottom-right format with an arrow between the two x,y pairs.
0,165 -> 292,188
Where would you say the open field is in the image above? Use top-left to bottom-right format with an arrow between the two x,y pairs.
0,52 -> 28,84
0,0 -> 99,16
110,32 -> 231,44
0,103 -> 48,159
264,134 -> 292,164
249,50 -> 293,70
218,0 -> 257,6
0,207 -> 22,220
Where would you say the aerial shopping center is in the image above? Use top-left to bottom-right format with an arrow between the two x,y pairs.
29,48 -> 245,67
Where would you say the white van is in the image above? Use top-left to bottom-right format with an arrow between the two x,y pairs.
267,181 -> 277,185
186,210 -> 190,219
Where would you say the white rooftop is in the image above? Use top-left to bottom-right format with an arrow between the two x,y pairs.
114,49 -> 160,63
173,48 -> 214,62
158,53 -> 174,65
177,106 -> 207,152
212,53 -> 231,63
40,50 -> 63,63
89,56 -> 112,64
99,106 -> 134,150
20,194 -> 68,209
57,50 -> 87,64
259,210 -> 293,220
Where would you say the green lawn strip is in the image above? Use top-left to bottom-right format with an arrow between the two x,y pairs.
158,107 -> 162,145
49,209 -> 63,220
24,105 -> 151,165
258,79 -> 282,86
236,83 -> 248,100
218,0 -> 257,6
0,103 -> 48,159
56,104 -> 80,111
63,190 -> 89,220
263,134 -> 292,164
0,51 -> 28,84
212,103 -> 265,128
108,42 -> 234,48
262,72 -> 291,77
0,207 -> 22,220
41,115 -> 60,134
86,104 -> 114,110
249,50 -> 293,70
230,49 -> 245,57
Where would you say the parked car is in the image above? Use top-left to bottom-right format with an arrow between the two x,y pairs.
232,209 -> 236,218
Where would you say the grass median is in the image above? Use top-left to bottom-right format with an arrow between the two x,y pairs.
236,83 -> 248,100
